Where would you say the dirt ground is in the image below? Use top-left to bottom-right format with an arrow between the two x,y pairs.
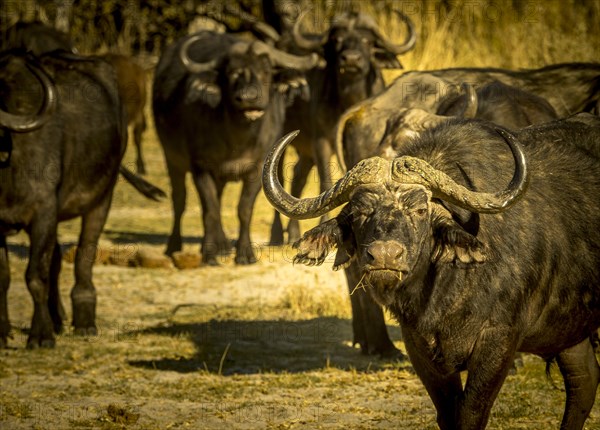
2,119 -> 600,430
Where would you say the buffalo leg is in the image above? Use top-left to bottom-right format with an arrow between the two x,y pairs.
26,211 -> 58,348
133,116 -> 147,175
344,262 -> 399,356
270,211 -> 285,246
0,235 -> 10,347
403,326 -> 462,430
556,338 -> 600,430
235,176 -> 262,265
71,193 -> 112,335
165,163 -> 187,255
287,154 -> 315,244
192,170 -> 229,265
48,242 -> 66,334
459,328 -> 518,429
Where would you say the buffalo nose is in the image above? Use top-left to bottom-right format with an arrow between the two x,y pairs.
340,51 -> 362,66
367,240 -> 405,268
235,85 -> 260,102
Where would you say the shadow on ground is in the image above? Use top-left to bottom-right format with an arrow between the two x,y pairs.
103,230 -> 202,246
129,317 -> 407,375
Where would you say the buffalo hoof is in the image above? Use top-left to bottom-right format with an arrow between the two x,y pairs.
73,326 -> 98,337
0,336 -> 7,348
379,347 -> 408,361
201,255 -> 220,266
165,240 -> 182,257
235,252 -> 257,265
53,320 -> 64,335
359,341 -> 405,360
26,335 -> 55,349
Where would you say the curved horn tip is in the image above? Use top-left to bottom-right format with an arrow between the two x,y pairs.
292,9 -> 325,51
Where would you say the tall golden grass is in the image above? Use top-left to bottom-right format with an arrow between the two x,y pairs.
307,0 -> 599,79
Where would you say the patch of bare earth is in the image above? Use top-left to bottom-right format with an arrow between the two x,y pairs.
2,123 -> 599,430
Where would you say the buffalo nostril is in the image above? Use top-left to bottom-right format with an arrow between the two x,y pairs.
367,240 -> 405,267
340,51 -> 361,65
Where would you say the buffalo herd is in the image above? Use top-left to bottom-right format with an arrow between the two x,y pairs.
1,3 -> 600,429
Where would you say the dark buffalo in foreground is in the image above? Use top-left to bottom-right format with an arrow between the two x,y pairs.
0,50 -> 162,348
269,9 -> 416,245
153,31 -> 322,265
334,64 -> 598,356
103,54 -> 149,174
264,116 -> 600,429
336,81 -> 558,357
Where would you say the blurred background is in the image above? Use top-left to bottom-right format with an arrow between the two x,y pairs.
1,0 -> 598,74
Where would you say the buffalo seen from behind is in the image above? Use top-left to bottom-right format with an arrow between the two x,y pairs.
264,116 -> 600,430
335,62 -> 599,357
269,9 -> 416,245
5,21 -> 151,176
153,30 -> 322,265
0,49 -> 163,348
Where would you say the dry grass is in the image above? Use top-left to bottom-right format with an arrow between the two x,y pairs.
2,119 -> 600,429
327,0 -> 599,81
2,2 -> 600,429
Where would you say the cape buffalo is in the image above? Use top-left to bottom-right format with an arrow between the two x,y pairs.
153,31 -> 322,265
269,9 -> 417,245
4,21 -> 153,178
334,65 -> 597,356
0,49 -> 162,348
374,82 -> 559,161
264,116 -> 600,429
337,62 -> 600,171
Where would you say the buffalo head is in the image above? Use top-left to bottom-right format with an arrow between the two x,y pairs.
263,128 -> 528,306
292,10 -> 416,78
179,32 -> 323,118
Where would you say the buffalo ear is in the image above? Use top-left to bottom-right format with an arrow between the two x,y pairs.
293,207 -> 356,270
185,77 -> 221,107
371,48 -> 402,69
431,206 -> 487,267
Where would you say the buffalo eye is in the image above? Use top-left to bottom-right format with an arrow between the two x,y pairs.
412,208 -> 428,217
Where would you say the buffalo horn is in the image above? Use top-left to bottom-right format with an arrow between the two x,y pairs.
369,11 -> 416,55
250,40 -> 324,70
390,128 -> 528,213
264,127 -> 528,219
291,10 -> 328,51
0,58 -> 57,132
263,131 -> 392,219
179,33 -> 220,73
